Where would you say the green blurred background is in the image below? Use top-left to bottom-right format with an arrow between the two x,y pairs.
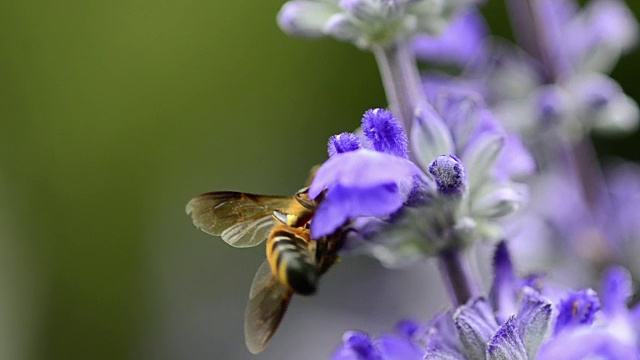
0,1 -> 638,359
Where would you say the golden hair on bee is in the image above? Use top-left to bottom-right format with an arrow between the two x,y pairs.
266,213 -> 318,295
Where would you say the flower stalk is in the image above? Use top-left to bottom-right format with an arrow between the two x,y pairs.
373,39 -> 483,308
437,248 -> 479,306
372,39 -> 425,134
506,0 -> 571,83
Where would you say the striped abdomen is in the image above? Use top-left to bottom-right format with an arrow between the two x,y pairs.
266,227 -> 318,295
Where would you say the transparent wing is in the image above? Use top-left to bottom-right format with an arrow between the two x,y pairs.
186,192 -> 292,248
244,260 -> 293,354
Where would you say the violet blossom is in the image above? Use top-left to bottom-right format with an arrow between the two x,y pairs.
418,0 -> 639,142
186,0 -> 640,357
333,243 -> 640,359
308,101 -> 531,267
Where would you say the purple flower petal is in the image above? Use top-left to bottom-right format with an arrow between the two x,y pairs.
311,182 -> 404,238
413,8 -> 489,67
539,327 -> 640,360
375,334 -> 422,360
599,266 -> 632,316
333,331 -> 384,360
309,149 -> 421,199
587,0 -> 638,52
569,0 -> 639,69
554,289 -> 601,335
332,330 -> 422,360
490,241 -> 518,323
395,319 -> 420,338
494,135 -> 536,181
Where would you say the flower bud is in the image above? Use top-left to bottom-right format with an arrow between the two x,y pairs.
277,1 -> 338,38
328,132 -> 361,157
428,155 -> 467,197
362,108 -> 409,158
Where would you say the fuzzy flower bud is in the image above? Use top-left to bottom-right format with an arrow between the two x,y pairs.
328,132 -> 362,157
428,154 -> 467,197
361,108 -> 409,158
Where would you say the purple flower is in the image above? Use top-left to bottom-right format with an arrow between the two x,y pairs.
415,243 -> 554,359
510,160 -> 640,284
309,148 -> 422,238
563,0 -> 638,73
538,266 -> 640,359
493,135 -> 537,182
413,8 -> 488,67
418,0 -> 639,139
332,330 -> 422,360
554,289 -> 600,334
310,97 -> 530,262
309,109 -> 427,238
333,242 -> 640,359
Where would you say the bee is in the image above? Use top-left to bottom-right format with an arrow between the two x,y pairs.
186,187 -> 344,354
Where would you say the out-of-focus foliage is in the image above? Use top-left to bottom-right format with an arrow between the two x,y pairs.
0,1 -> 638,359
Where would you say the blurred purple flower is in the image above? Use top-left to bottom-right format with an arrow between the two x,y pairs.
413,8 -> 488,67
538,266 -> 640,359
333,242 -> 640,359
333,330 -> 422,360
418,0 -> 639,140
329,132 -> 362,157
553,289 -> 600,334
510,161 -> 640,284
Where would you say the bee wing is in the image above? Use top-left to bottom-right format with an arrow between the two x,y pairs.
244,260 -> 293,354
186,192 -> 292,248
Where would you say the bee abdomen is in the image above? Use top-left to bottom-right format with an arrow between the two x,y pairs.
268,232 -> 318,295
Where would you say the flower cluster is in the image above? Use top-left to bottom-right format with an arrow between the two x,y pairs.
332,243 -> 640,359
309,101 -> 531,266
278,0 -> 478,49
509,161 -> 640,283
215,0 -> 640,357
419,0 -> 640,142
